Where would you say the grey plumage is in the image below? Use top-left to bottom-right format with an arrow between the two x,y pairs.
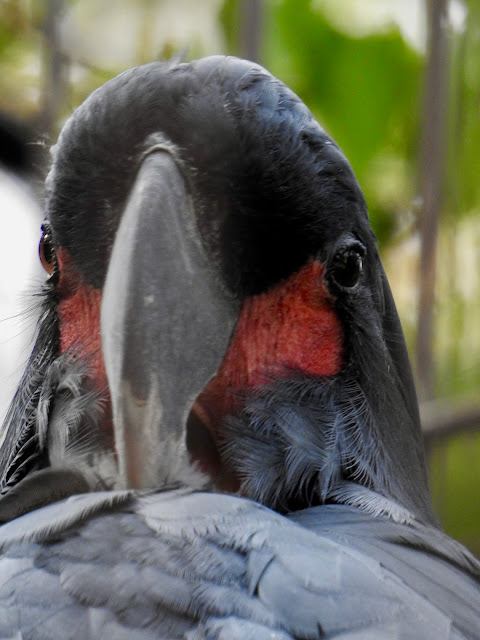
223,375 -> 413,515
0,483 -> 479,639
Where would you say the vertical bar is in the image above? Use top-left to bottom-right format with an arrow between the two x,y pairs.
240,0 -> 264,64
416,0 -> 449,401
39,0 -> 67,137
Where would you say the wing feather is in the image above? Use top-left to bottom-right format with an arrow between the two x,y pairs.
0,489 -> 479,639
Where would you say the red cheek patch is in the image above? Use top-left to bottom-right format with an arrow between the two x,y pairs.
56,248 -> 107,395
196,260 -> 343,432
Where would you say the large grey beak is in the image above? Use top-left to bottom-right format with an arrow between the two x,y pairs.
101,149 -> 237,490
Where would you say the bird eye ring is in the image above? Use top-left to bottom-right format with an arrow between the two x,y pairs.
39,227 -> 56,277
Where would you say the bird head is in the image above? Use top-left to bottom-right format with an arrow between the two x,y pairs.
0,56 -> 436,525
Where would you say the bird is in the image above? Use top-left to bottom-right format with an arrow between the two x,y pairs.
0,55 -> 478,639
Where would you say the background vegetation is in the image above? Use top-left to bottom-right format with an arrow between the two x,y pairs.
0,0 -> 479,551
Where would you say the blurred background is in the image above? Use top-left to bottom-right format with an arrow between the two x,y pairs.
0,0 -> 478,551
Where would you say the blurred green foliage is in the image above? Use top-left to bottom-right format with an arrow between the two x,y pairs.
430,432 -> 480,555
446,0 -> 480,218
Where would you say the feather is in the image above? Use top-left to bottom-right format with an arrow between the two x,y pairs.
223,374 -> 403,516
1,490 -> 479,639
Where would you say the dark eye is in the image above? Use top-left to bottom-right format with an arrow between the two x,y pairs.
331,245 -> 364,289
39,228 -> 56,276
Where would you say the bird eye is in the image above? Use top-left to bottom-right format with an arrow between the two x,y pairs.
331,245 -> 364,289
39,228 -> 56,276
